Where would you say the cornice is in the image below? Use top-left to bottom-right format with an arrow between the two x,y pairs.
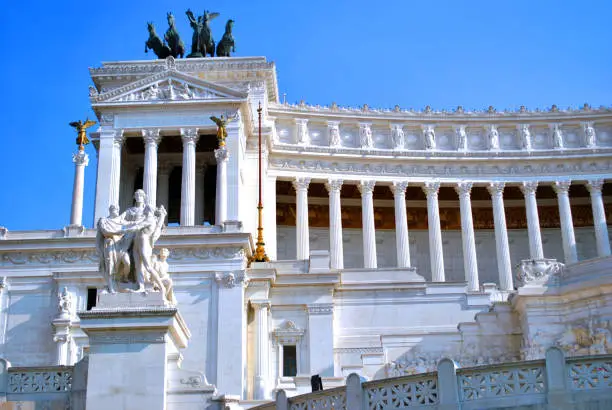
269,102 -> 612,123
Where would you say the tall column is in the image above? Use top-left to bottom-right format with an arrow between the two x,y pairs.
553,181 -> 578,264
487,183 -> 514,291
142,129 -> 161,206
325,179 -> 344,269
455,182 -> 479,291
293,177 -> 311,260
390,181 -> 411,268
157,162 -> 171,212
521,182 -> 544,260
359,180 -> 377,269
70,150 -> 89,226
109,130 -> 124,208
252,300 -> 271,400
215,148 -> 229,225
195,163 -> 207,225
423,182 -> 445,281
587,179 -> 611,257
180,128 -> 199,226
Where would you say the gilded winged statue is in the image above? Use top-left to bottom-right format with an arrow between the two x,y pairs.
210,114 -> 236,147
69,119 -> 97,148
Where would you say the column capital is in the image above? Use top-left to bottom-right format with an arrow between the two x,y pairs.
390,181 -> 408,195
214,148 -> 229,162
358,180 -> 376,195
292,177 -> 311,192
112,129 -> 125,146
180,127 -> 199,144
487,182 -> 505,197
587,179 -> 604,193
250,299 -> 271,310
520,181 -> 538,195
325,179 -> 343,193
553,180 -> 572,194
142,128 -> 162,145
72,151 -> 89,166
422,181 -> 440,196
455,181 -> 473,197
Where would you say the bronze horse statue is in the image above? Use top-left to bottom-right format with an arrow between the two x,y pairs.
186,8 -> 219,57
164,12 -> 185,58
145,22 -> 171,59
216,19 -> 235,57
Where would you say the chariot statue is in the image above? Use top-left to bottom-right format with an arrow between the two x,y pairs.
145,22 -> 171,59
216,19 -> 235,57
165,12 -> 185,58
96,189 -> 176,304
186,9 -> 219,57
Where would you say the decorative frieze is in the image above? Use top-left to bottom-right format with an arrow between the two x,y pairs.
306,303 -> 333,315
88,331 -> 167,344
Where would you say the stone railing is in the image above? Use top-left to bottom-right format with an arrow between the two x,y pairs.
3,365 -> 74,406
253,348 -> 612,410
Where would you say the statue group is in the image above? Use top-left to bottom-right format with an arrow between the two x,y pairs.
96,189 -> 175,304
145,10 -> 235,59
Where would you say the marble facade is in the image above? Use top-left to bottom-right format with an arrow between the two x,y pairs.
1,56 -> 612,408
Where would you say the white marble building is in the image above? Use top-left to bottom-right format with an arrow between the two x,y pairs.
1,56 -> 612,409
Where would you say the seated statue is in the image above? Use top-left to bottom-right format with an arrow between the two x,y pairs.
96,190 -> 167,294
152,248 -> 176,304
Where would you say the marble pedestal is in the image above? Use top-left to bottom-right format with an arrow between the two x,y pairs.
78,292 -> 190,410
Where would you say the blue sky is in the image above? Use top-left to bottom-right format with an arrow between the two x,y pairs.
1,0 -> 611,230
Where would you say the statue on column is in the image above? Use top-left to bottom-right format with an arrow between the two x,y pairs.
96,189 -> 170,299
210,113 -> 237,147
69,119 -> 96,149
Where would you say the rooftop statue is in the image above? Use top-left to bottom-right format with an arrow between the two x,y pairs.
96,190 -> 171,302
145,22 -> 171,59
216,19 -> 235,57
186,8 -> 219,57
165,12 -> 185,58
69,119 -> 96,149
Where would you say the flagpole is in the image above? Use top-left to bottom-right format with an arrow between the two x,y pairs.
249,102 -> 269,264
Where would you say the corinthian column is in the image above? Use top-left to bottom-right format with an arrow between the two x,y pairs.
70,150 -> 89,226
142,129 -> 161,206
359,180 -> 377,269
521,182 -> 544,260
325,179 -> 344,269
215,148 -> 229,226
587,179 -> 611,257
180,128 -> 199,226
423,181 -> 445,281
488,182 -> 514,290
252,300 -> 271,400
293,177 -> 311,260
109,130 -> 124,208
390,181 -> 410,268
455,182 -> 479,291
553,181 -> 578,264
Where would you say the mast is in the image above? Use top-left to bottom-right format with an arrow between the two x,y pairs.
249,102 -> 269,263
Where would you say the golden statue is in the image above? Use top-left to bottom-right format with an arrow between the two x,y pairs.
69,119 -> 97,150
210,114 -> 236,147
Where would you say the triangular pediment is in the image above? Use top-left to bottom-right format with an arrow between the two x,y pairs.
91,70 -> 247,104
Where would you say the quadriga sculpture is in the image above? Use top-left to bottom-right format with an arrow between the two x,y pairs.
145,22 -> 171,59
216,19 -> 235,57
96,190 -> 175,304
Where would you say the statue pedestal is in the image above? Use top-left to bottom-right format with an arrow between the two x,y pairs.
78,292 -> 190,410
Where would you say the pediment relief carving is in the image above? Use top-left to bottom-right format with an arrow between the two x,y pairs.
92,70 -> 247,104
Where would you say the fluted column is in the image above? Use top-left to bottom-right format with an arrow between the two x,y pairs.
521,182 -> 544,260
215,148 -> 229,226
109,130 -> 124,208
390,181 -> 410,268
359,180 -> 377,269
157,162 -> 171,211
325,179 -> 344,269
195,163 -> 207,225
587,179 -> 611,257
455,182 -> 479,291
142,129 -> 161,206
423,182 -> 445,281
252,300 -> 271,400
180,128 -> 199,226
70,150 -> 89,226
487,183 -> 514,291
293,177 -> 311,260
553,181 -> 578,264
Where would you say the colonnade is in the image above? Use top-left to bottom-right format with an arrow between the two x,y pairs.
103,128 -> 230,226
291,178 -> 611,290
